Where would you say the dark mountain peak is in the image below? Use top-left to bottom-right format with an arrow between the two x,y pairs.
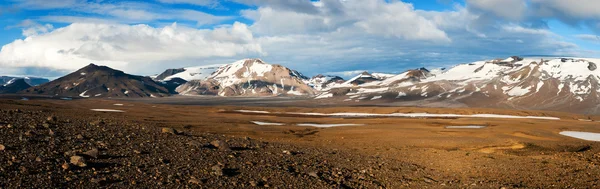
7,78 -> 30,87
0,78 -> 32,94
21,64 -> 170,98
155,68 -> 187,81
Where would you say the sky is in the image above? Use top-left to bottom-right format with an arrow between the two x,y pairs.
0,0 -> 599,78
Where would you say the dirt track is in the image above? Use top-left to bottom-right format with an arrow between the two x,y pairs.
1,98 -> 600,188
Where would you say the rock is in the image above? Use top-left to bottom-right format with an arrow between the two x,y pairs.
161,127 -> 177,135
70,156 -> 87,167
61,163 -> 71,170
83,148 -> 99,159
588,62 -> 597,71
47,116 -> 57,122
211,165 -> 223,176
308,171 -> 318,178
0,144 -> 5,151
210,140 -> 230,151
189,177 -> 200,184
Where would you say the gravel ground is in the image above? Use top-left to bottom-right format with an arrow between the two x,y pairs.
0,108 -> 438,188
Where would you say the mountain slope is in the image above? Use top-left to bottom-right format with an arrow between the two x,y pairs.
157,65 -> 223,82
176,59 -> 315,96
306,74 -> 345,91
0,76 -> 49,86
315,57 -> 600,114
0,79 -> 32,94
22,64 -> 170,98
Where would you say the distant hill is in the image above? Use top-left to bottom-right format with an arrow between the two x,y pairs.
21,64 -> 170,98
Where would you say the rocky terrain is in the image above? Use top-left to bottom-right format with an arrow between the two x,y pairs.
0,100 -> 439,188
21,64 -> 170,98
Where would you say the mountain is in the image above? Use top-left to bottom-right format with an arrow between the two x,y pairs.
21,64 -> 170,98
0,76 -> 49,86
306,74 -> 345,91
176,59 -> 315,96
315,57 -> 600,114
155,65 -> 223,82
0,79 -> 32,94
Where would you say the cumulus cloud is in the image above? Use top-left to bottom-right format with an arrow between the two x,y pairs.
466,0 -> 527,21
0,0 -> 596,77
0,22 -> 263,73
243,0 -> 450,42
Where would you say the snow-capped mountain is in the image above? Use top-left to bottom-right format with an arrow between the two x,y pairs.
316,57 -> 600,114
155,65 -> 223,82
0,76 -> 49,86
22,64 -> 170,98
0,78 -> 32,94
305,74 -> 345,91
176,59 -> 316,96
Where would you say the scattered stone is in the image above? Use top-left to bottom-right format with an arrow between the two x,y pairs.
83,148 -> 99,159
161,127 -> 177,135
589,62 -> 597,71
308,171 -> 319,178
0,144 -> 5,151
61,163 -> 71,170
70,156 -> 87,167
210,140 -> 230,151
211,165 -> 223,176
47,116 -> 57,122
188,177 -> 200,185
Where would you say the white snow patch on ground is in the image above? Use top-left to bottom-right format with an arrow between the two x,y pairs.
296,123 -> 365,128
397,92 -> 407,98
238,111 -> 560,120
560,131 -> 600,142
507,85 -> 532,97
371,96 -> 382,100
287,90 -> 304,96
315,93 -> 333,99
90,109 -> 125,113
79,90 -> 90,98
251,121 -> 285,126
113,104 -> 124,106
80,72 -> 86,76
235,110 -> 270,114
445,125 -> 487,129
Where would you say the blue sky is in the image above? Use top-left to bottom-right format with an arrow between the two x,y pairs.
0,0 -> 599,78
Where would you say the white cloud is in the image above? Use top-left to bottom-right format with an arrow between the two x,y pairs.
0,22 -> 263,73
466,0 -> 527,21
157,0 -> 220,7
243,0 -> 450,42
576,34 -> 600,43
530,0 -> 600,20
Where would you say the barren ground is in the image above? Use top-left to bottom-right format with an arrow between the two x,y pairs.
1,97 -> 600,188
